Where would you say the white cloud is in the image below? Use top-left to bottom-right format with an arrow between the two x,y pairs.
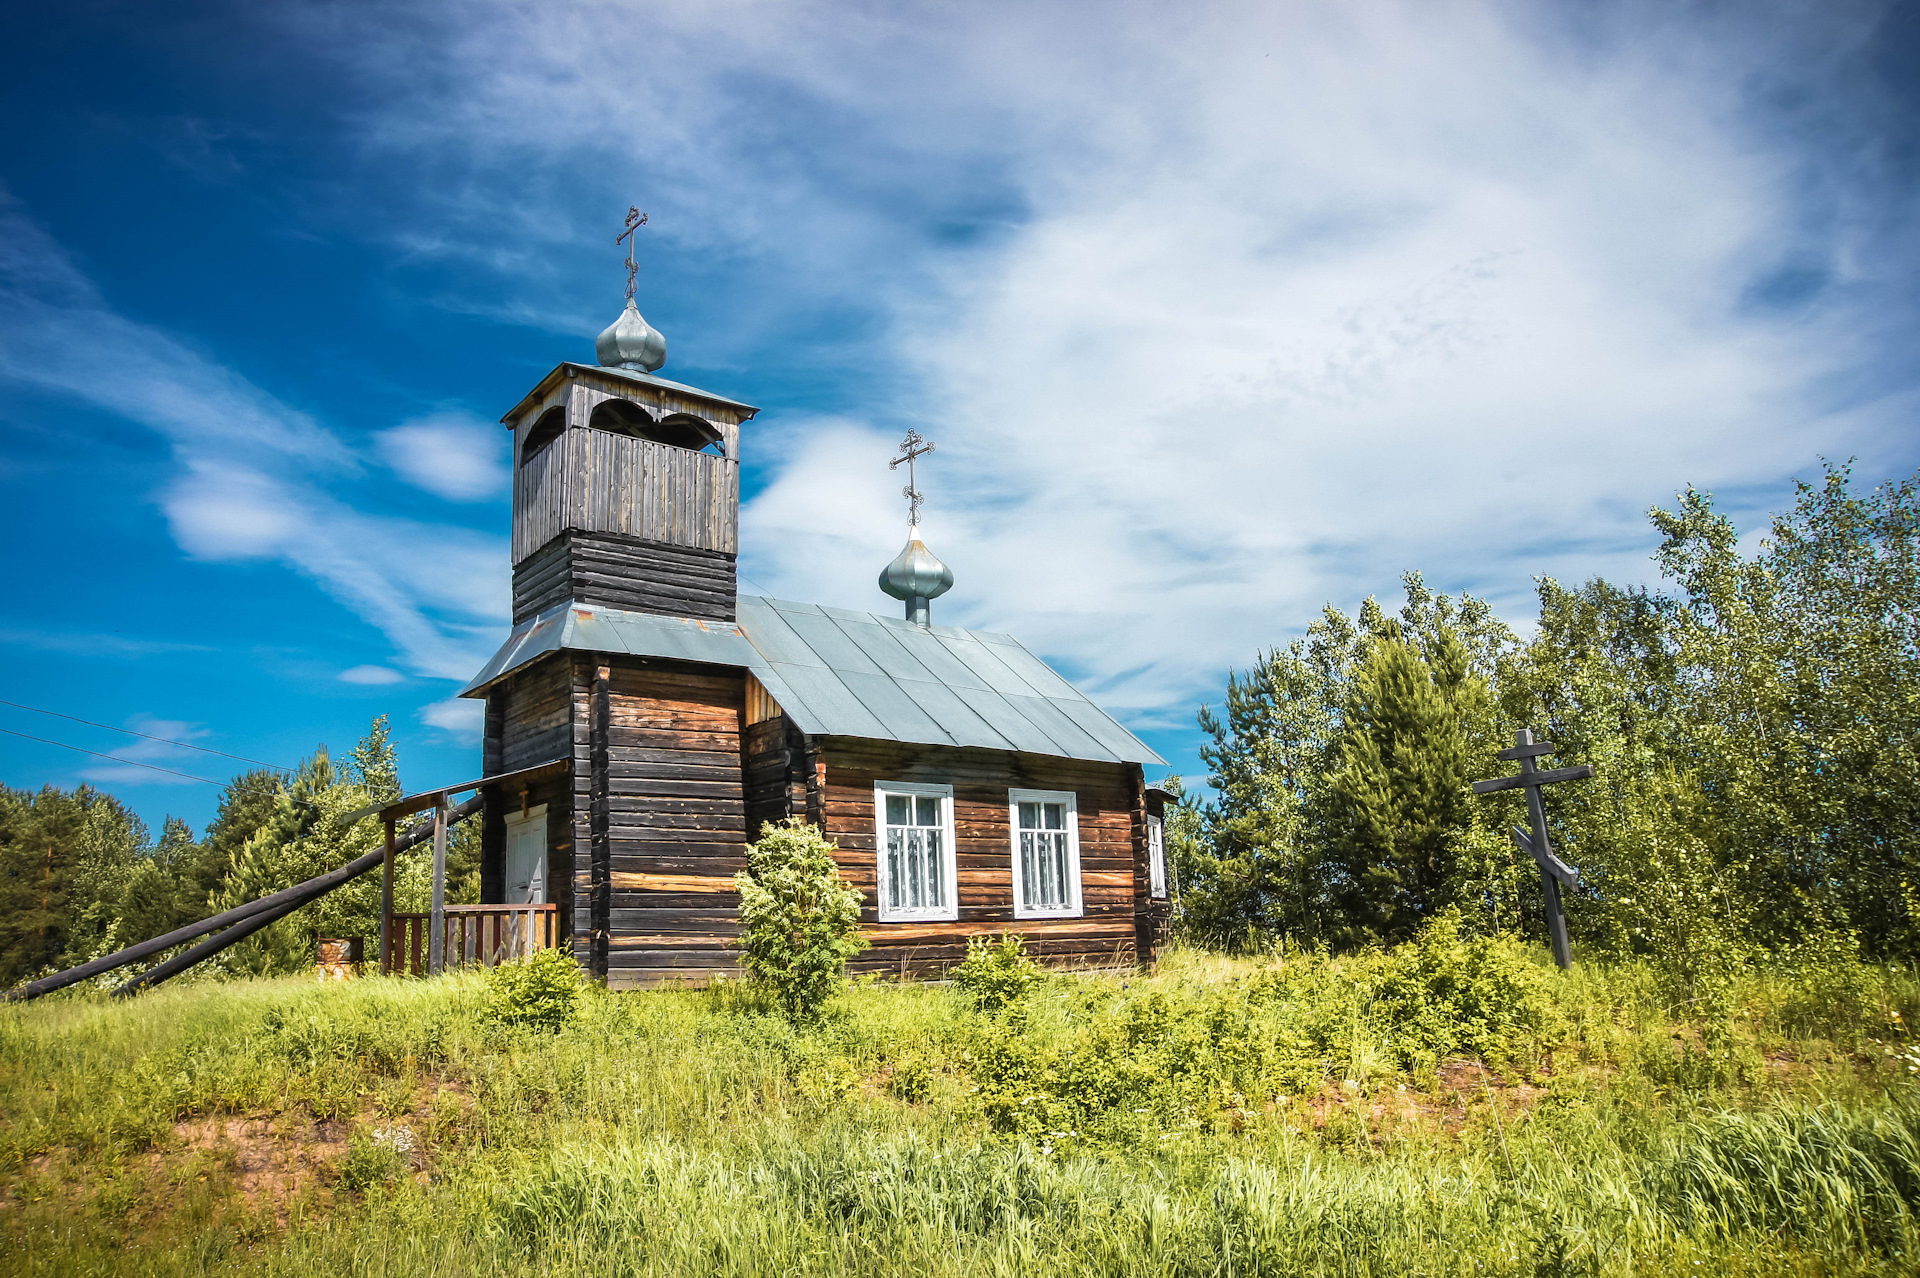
9,1 -> 1917,754
376,412 -> 509,500
340,664 -> 407,685
281,0 -> 1918,733
0,197 -> 509,684
420,696 -> 484,743
76,717 -> 221,787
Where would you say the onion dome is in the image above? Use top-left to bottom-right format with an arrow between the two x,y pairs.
879,526 -> 954,625
595,298 -> 667,372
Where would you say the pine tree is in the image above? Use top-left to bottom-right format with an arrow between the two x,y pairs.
345,715 -> 401,803
1326,624 -> 1480,943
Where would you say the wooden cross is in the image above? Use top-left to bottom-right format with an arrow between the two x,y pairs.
1471,728 -> 1594,969
889,429 -> 936,527
616,206 -> 648,301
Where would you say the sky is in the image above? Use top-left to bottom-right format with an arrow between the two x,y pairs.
1,0 -> 1917,840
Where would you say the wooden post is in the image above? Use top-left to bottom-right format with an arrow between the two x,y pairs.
1521,757 -> 1572,970
430,796 -> 448,976
1472,729 -> 1593,971
381,817 -> 396,976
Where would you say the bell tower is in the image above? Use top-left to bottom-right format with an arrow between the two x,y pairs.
500,249 -> 758,624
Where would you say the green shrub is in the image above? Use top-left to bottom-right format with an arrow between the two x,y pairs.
734,819 -> 869,1024
1370,909 -> 1566,1068
484,946 -> 584,1032
952,934 -> 1042,1014
888,1055 -> 933,1102
338,1126 -> 410,1194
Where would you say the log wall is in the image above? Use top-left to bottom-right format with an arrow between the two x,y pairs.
480,656 -> 576,934
512,529 -> 737,624
816,738 -> 1146,976
743,714 -> 820,839
593,658 -> 751,988
484,658 -> 1153,986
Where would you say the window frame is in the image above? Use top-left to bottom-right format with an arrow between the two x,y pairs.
1008,788 -> 1084,919
873,781 -> 959,923
1146,813 -> 1168,899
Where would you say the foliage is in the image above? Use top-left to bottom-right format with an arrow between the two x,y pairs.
484,946 -> 584,1032
734,819 -> 869,1023
0,715 -> 476,990
951,933 -> 1042,1014
338,1127 -> 410,1194
0,784 -> 148,985
6,946 -> 1917,1275
1326,625 -> 1488,942
1185,463 -> 1920,979
211,736 -> 429,977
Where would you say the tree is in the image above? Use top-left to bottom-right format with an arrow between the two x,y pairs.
733,819 -> 869,1022
213,718 -> 429,974
0,785 -> 148,985
1326,624 -> 1483,943
1183,574 -> 1516,950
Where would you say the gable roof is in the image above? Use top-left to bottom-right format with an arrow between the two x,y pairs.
460,596 -> 1164,767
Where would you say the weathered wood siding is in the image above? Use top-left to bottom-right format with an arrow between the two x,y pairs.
487,659 -> 1151,986
512,529 -> 737,623
816,739 -> 1146,975
481,655 -> 576,930
588,658 -> 750,988
743,714 -> 819,839
514,428 -> 738,565
1138,790 -> 1174,961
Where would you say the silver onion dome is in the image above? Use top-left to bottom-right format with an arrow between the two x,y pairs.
595,298 -> 667,372
879,527 -> 954,626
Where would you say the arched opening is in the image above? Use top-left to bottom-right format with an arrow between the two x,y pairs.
520,406 -> 565,467
587,399 -> 724,454
588,398 -> 656,440
657,412 -> 726,455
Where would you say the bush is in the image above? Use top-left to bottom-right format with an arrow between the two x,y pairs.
338,1127 -> 409,1194
484,946 -> 584,1032
952,934 -> 1042,1014
1370,910 -> 1566,1069
734,819 -> 869,1023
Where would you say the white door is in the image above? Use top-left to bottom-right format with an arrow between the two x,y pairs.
504,805 -> 548,904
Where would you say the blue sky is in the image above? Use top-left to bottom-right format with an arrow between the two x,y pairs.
2,0 -> 1918,839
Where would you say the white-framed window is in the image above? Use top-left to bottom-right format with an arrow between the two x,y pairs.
874,782 -> 957,921
1009,789 -> 1083,918
503,804 -> 549,904
1147,814 -> 1168,899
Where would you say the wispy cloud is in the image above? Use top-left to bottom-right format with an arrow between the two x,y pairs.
298,0 -> 1914,718
0,195 -> 508,683
340,665 -> 407,685
11,0 -> 1917,757
75,717 -> 218,788
376,411 -> 509,501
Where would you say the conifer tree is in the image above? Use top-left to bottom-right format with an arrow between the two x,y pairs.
1326,624 -> 1480,943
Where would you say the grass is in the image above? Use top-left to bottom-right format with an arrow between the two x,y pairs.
3,934 -> 1919,1276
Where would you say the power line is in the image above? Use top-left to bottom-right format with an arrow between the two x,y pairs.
0,699 -> 291,771
0,726 -> 220,785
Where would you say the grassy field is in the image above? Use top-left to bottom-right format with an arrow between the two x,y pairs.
4,931 -> 1920,1276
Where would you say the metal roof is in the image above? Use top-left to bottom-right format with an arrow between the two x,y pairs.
460,596 -> 1164,767
502,362 -> 760,425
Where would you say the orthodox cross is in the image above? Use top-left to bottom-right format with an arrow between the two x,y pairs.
889,429 -> 936,528
616,206 -> 649,301
1471,729 -> 1594,969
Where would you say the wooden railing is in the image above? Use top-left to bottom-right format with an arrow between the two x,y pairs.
383,904 -> 562,976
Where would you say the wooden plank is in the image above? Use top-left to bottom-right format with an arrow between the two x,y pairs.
609,872 -> 738,893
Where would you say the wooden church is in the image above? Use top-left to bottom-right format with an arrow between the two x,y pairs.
461,271 -> 1173,987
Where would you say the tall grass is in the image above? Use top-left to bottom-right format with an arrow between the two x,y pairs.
4,935 -> 1919,1276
